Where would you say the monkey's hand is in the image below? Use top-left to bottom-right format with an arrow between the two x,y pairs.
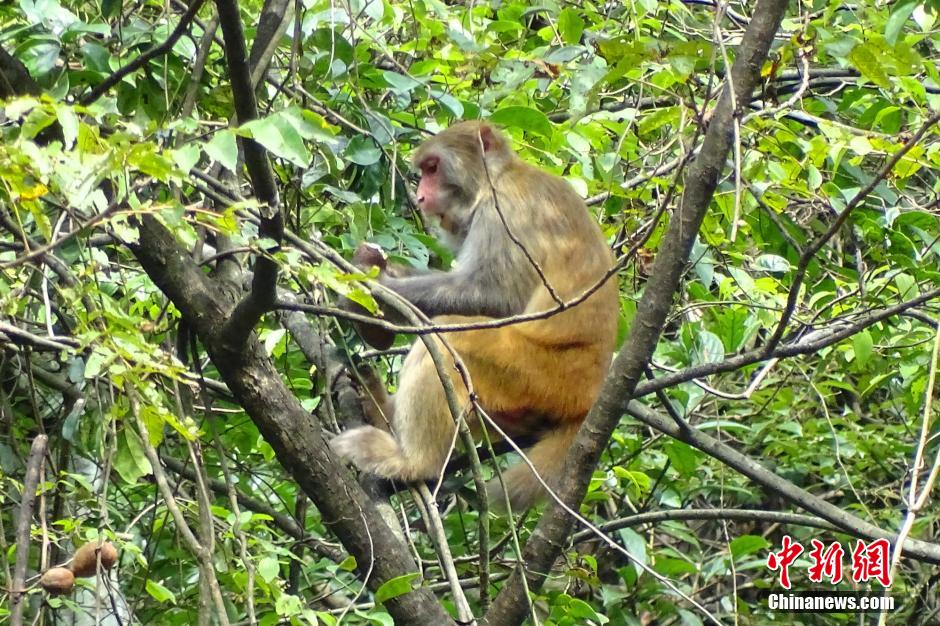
352,242 -> 387,270
340,243 -> 398,350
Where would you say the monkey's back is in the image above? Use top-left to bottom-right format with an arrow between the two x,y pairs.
457,158 -> 619,423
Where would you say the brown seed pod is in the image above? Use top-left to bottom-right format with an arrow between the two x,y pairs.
69,541 -> 118,578
40,567 -> 75,595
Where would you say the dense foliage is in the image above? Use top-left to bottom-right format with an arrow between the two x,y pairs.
1,0 -> 939,624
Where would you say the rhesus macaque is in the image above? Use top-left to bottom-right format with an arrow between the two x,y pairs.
331,121 -> 618,510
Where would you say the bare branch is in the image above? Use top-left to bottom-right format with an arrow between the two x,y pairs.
215,0 -> 283,346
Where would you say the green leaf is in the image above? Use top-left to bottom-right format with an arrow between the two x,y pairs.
664,441 -> 701,477
694,330 -> 725,365
729,535 -> 770,559
145,579 -> 177,603
204,130 -> 238,173
128,144 -> 175,180
275,593 -> 304,617
262,328 -> 287,356
617,528 -> 648,578
171,144 -> 201,175
374,572 -> 420,604
558,8 -> 584,44
345,135 -> 382,166
101,0 -> 121,18
885,0 -> 918,45
677,607 -> 705,626
431,90 -> 464,117
753,254 -> 790,273
257,556 -> 280,582
241,114 -> 311,167
21,106 -> 57,140
54,103 -> 78,149
310,28 -> 354,67
316,612 -> 340,626
489,106 -> 552,138
847,43 -> 892,89
113,426 -> 153,484
383,70 -> 422,94
19,37 -> 61,76
853,330 -> 873,367
654,557 -> 698,576
568,597 -> 604,621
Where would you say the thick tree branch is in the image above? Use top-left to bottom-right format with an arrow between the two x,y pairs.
130,215 -> 452,625
0,47 -> 41,99
249,0 -> 293,89
10,435 -> 48,626
483,1 -> 790,623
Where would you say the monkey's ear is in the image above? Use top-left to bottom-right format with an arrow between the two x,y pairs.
479,123 -> 500,152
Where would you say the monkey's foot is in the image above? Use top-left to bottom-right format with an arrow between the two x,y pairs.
330,426 -> 411,479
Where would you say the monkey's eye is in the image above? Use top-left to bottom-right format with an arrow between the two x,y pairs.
421,156 -> 439,175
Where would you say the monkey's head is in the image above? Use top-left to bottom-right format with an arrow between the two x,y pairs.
413,121 -> 512,235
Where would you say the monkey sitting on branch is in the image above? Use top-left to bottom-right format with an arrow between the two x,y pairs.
331,121 -> 618,511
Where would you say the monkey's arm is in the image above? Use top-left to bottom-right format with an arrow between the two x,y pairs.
381,266 -> 531,318
382,215 -> 540,318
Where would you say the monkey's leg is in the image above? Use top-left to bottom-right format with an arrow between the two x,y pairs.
331,340 -> 465,482
356,367 -> 395,430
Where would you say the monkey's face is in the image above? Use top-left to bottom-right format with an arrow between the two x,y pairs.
413,122 -> 512,238
414,152 -> 474,236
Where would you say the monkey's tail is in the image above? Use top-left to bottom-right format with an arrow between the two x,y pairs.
486,422 -> 581,512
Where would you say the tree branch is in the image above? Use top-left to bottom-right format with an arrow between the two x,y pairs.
10,435 -> 48,626
129,215 -> 452,624
635,286 -> 940,397
763,111 -> 940,353
79,0 -> 208,106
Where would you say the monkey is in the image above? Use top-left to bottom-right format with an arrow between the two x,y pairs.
330,121 -> 618,511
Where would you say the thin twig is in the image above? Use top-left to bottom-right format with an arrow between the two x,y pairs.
416,485 -> 474,624
477,131 -> 562,306
880,318 -> 940,625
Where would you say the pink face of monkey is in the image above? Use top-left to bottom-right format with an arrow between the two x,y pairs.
415,154 -> 443,216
